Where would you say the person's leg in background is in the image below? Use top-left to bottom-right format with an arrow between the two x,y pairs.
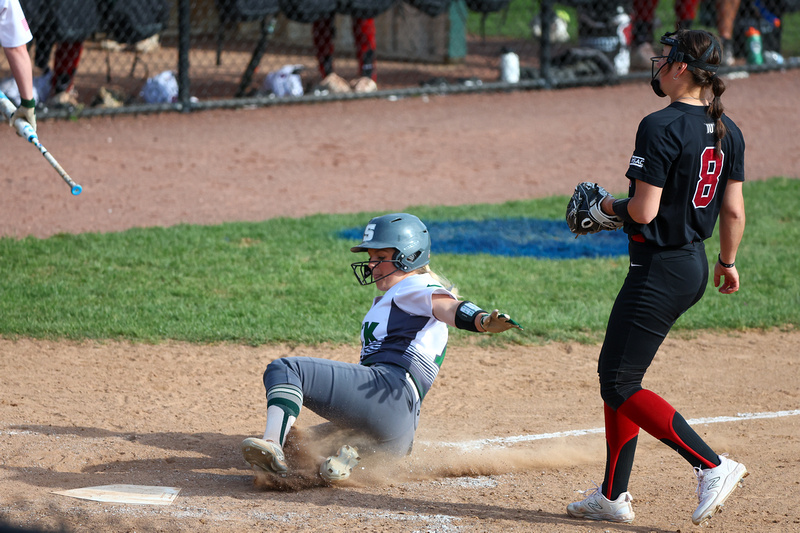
675,0 -> 700,30
630,0 -> 698,69
50,41 -> 83,107
351,17 -> 377,92
352,17 -> 375,80
313,15 -> 335,79
33,33 -> 54,74
716,0 -> 741,65
630,0 -> 659,69
312,16 -> 351,93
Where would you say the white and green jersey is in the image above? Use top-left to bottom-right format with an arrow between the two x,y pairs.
359,273 -> 454,399
0,0 -> 32,48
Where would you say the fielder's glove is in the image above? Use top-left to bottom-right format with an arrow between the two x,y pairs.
9,98 -> 36,133
480,309 -> 523,333
566,182 -> 623,236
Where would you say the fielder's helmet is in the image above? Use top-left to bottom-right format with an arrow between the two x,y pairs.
350,213 -> 431,285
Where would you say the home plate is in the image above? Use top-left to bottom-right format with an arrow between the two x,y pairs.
53,485 -> 180,505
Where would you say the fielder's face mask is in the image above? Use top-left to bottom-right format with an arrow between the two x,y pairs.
650,31 -> 720,97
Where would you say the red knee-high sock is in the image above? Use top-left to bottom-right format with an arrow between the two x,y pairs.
352,17 -> 376,80
617,389 -> 720,470
632,0 -> 659,24
602,403 -> 640,500
675,0 -> 700,25
52,41 -> 83,94
313,16 -> 336,77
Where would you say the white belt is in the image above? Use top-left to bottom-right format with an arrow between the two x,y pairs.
405,372 -> 420,402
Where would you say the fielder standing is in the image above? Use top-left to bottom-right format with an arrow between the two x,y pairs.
242,213 -> 521,482
0,0 -> 36,131
565,29 -> 747,525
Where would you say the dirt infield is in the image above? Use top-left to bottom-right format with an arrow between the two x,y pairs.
1,69 -> 800,532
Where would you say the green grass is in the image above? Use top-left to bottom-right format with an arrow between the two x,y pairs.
783,12 -> 800,56
1,178 -> 798,346
466,0 -> 539,39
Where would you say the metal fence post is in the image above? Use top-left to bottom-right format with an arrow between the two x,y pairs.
539,0 -> 555,89
178,0 -> 192,111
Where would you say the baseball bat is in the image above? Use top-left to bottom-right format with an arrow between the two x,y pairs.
0,91 -> 82,195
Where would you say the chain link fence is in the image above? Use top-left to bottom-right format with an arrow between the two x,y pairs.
1,0 -> 798,118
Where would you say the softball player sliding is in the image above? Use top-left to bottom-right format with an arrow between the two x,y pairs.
566,30 -> 747,525
0,0 -> 36,130
242,213 -> 521,482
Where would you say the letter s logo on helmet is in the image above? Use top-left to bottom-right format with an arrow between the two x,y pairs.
361,224 -> 376,243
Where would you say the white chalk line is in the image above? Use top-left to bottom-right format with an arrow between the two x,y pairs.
3,409 -> 799,452
428,408 -> 800,451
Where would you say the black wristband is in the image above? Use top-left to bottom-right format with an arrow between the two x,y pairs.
611,198 -> 635,223
20,98 -> 36,108
718,254 -> 735,268
454,301 -> 485,332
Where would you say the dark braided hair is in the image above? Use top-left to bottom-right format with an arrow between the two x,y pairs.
674,29 -> 727,155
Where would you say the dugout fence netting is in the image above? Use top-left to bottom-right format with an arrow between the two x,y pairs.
1,0 -> 798,119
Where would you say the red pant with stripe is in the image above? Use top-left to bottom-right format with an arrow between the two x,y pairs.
312,16 -> 376,80
597,241 -> 720,499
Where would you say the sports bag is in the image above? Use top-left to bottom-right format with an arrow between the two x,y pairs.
403,0 -> 452,17
20,0 -> 101,42
279,0 -> 337,23
216,0 -> 281,21
336,0 -> 397,18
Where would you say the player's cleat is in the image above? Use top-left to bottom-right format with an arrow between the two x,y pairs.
692,455 -> 748,525
241,437 -> 288,474
48,88 -> 81,110
319,445 -> 361,482
351,77 -> 377,93
319,73 -> 352,94
721,39 -> 735,66
567,485 -> 635,523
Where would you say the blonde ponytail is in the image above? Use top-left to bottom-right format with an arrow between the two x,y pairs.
418,265 -> 459,298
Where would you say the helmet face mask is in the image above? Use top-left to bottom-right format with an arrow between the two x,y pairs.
350,258 -> 402,286
350,213 -> 431,286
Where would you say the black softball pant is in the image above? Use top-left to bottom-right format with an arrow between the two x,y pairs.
599,240 -> 708,409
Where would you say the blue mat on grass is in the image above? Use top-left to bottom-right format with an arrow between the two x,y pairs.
340,218 -> 628,259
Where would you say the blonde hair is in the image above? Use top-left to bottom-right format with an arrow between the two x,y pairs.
416,265 -> 460,298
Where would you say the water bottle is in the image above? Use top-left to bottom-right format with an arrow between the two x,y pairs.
500,47 -> 520,84
762,50 -> 785,65
745,27 -> 764,65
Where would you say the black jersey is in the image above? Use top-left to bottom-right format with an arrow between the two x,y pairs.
624,101 -> 745,248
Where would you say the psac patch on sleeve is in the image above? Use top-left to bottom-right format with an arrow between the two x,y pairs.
629,155 -> 645,168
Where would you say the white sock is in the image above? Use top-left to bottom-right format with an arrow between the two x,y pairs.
263,405 -> 296,447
